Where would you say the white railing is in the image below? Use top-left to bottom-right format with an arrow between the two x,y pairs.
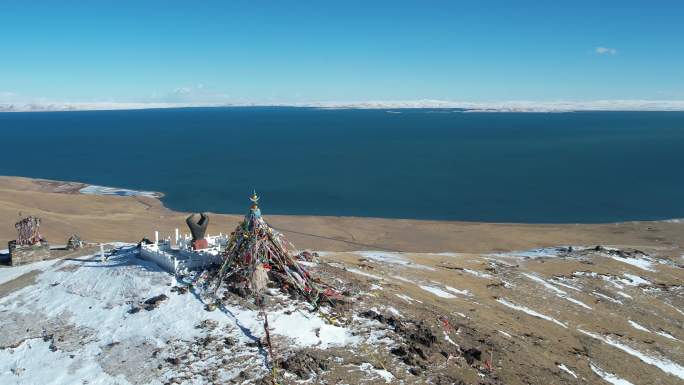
138,231 -> 228,274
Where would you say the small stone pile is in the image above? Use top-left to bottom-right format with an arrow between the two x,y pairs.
66,234 -> 84,250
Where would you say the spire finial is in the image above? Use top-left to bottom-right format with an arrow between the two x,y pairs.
250,190 -> 260,207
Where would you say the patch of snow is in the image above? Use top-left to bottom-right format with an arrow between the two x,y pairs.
268,306 -> 358,348
590,362 -> 635,385
573,271 -> 599,278
616,291 -> 633,299
395,294 -> 422,304
359,363 -> 394,383
580,329 -> 684,380
523,273 -> 566,295
355,251 -> 434,270
523,273 -> 591,309
642,287 -> 665,295
558,364 -> 578,378
607,255 -> 656,272
346,268 -> 382,280
0,259 -> 60,285
108,242 -> 137,248
592,291 -> 623,304
666,303 -> 684,317
419,285 -> 457,299
79,185 -> 161,198
390,275 -> 413,283
357,251 -> 410,265
496,299 -> 568,328
412,264 -> 437,271
462,268 -> 493,279
488,247 -> 566,259
628,320 -> 650,332
443,331 -> 459,347
564,297 -> 593,310
498,330 -> 512,338
573,271 -> 652,291
386,307 -> 402,317
621,273 -> 651,286
550,278 -> 582,292
433,252 -> 464,257
369,284 -> 382,291
353,316 -> 392,346
0,338 -> 115,385
656,331 -> 678,341
444,285 -> 470,296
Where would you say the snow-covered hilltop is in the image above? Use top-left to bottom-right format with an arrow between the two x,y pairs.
0,246 -> 358,384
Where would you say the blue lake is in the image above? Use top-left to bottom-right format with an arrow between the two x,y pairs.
1,107 -> 683,223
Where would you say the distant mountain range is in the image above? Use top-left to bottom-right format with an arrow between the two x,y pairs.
2,99 -> 684,113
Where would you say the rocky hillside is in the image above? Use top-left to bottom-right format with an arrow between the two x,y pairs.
1,243 -> 682,384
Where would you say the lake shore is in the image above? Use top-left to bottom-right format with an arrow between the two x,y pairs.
1,175 -> 683,254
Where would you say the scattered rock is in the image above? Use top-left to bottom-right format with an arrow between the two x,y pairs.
137,238 -> 154,248
390,346 -> 407,357
461,347 -> 482,365
359,309 -> 402,329
170,286 -> 188,294
279,350 -> 329,379
195,319 -> 218,330
66,234 -> 84,250
296,250 -> 319,262
143,294 -> 168,311
11,366 -> 25,376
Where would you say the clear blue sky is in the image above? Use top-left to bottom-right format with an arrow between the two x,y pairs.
1,0 -> 682,104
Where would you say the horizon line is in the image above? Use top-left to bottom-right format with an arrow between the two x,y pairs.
3,99 -> 684,113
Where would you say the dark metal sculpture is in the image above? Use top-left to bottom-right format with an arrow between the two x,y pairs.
186,213 -> 209,241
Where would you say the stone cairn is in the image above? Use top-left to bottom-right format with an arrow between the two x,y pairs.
205,192 -> 340,308
194,192 -> 343,384
66,234 -> 84,250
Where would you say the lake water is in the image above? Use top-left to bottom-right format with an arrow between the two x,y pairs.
1,107 -> 683,223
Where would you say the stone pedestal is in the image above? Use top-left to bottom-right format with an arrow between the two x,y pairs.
8,241 -> 51,266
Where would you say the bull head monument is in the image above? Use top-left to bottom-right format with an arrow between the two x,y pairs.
186,213 -> 209,250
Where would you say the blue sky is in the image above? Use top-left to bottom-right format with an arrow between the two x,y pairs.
1,0 -> 683,104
